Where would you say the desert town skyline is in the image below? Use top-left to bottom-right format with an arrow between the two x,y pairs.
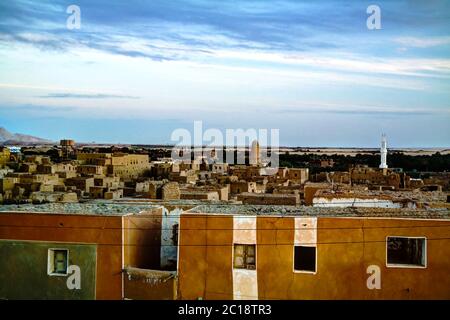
0,0 -> 449,305
1,133 -> 449,300
1,126 -> 450,150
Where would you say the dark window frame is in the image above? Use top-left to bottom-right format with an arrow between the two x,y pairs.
293,245 -> 317,273
386,236 -> 427,268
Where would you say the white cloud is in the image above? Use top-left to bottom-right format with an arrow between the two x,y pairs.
393,36 -> 450,48
211,48 -> 450,78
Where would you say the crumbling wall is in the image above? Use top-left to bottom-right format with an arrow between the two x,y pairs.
160,207 -> 182,270
162,182 -> 180,200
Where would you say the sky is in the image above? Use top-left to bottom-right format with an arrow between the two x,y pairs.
0,0 -> 449,147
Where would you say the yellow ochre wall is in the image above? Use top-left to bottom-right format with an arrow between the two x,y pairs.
178,214 -> 233,300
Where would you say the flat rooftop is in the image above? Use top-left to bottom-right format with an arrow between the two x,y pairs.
111,198 -> 224,205
315,189 -> 447,202
238,192 -> 298,198
186,204 -> 450,219
0,201 -> 161,216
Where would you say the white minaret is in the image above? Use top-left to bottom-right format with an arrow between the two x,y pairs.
379,134 -> 388,169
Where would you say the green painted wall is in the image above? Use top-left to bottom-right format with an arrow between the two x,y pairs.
0,240 -> 97,300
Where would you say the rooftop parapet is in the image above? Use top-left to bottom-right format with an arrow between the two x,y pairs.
0,201 -> 162,216
186,204 -> 450,219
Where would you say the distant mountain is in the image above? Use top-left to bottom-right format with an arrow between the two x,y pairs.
0,127 -> 53,145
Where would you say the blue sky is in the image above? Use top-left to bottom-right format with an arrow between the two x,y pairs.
0,0 -> 449,147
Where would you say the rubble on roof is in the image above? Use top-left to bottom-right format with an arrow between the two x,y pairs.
186,204 -> 450,219
0,201 -> 160,215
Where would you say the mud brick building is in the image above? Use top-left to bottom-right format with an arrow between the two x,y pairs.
0,203 -> 174,300
178,205 -> 450,300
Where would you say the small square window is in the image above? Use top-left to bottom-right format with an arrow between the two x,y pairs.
387,237 -> 426,268
233,244 -> 256,270
48,249 -> 69,276
294,246 -> 316,273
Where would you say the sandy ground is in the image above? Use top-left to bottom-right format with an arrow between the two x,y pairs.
278,148 -> 450,156
19,144 -> 449,157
